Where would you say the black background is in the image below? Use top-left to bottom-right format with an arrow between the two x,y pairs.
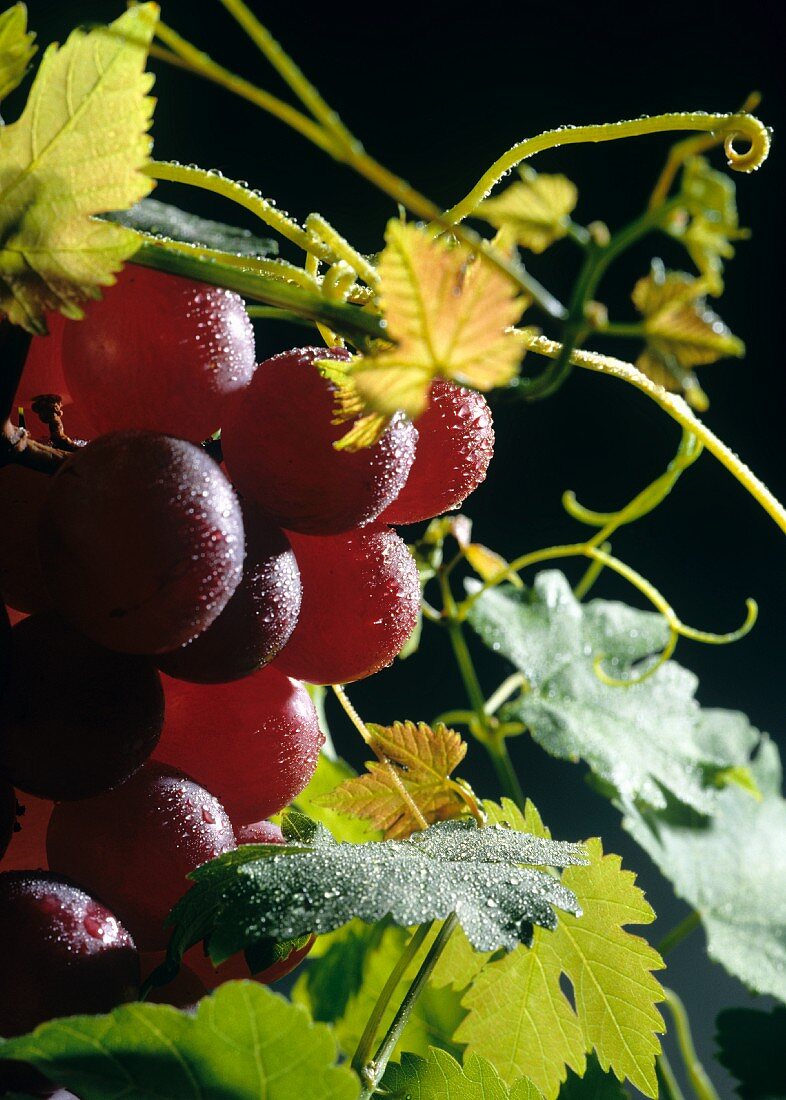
26,1 -> 786,1093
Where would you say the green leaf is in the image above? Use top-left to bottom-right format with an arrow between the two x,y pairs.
454,801 -> 664,1099
105,197 -> 277,257
0,982 -> 359,1099
478,168 -> 578,253
295,925 -> 465,1060
291,751 -> 379,843
558,1055 -> 630,1099
467,571 -> 760,812
624,734 -> 786,1001
382,1048 -> 544,1099
166,818 -> 585,972
669,155 -> 748,295
0,4 -> 157,332
715,1006 -> 786,1099
0,3 -> 36,102
294,919 -> 384,1024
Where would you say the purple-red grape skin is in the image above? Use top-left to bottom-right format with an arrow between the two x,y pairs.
156,668 -> 323,823
1,791 -> 51,872
0,467 -> 53,613
236,820 -> 285,845
0,614 -> 164,800
158,503 -> 301,683
39,432 -> 245,655
0,871 -> 139,1037
379,379 -> 494,524
222,347 -> 417,535
61,265 -> 256,443
15,313 -> 69,409
0,781 -> 16,860
273,527 -> 420,685
47,762 -> 236,951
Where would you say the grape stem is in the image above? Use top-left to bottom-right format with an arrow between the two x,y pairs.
663,987 -> 721,1100
0,320 -> 67,474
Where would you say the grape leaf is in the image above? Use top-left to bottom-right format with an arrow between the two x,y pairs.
715,1006 -> 786,1099
295,924 -> 465,1060
105,197 -> 277,258
669,156 -> 748,295
631,262 -> 744,401
164,815 -> 586,973
316,721 -> 470,838
0,3 -> 35,103
291,751 -> 379,842
467,571 -> 760,812
0,5 -> 157,332
382,1048 -> 544,1099
623,733 -> 786,1002
478,169 -> 578,253
294,919 -> 384,1024
351,220 -> 526,419
0,982 -> 359,1099
453,801 -> 664,1099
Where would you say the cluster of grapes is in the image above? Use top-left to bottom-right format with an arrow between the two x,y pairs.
0,265 -> 494,1044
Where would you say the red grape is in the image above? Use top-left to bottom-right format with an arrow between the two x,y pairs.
156,668 -> 323,822
236,820 -> 285,845
274,527 -> 420,684
0,614 -> 164,800
39,432 -> 245,654
0,466 -> 52,613
47,762 -> 236,950
141,953 -> 207,1008
158,503 -> 301,683
222,346 -> 417,535
379,379 -> 494,523
61,265 -> 256,442
0,871 -> 139,1037
0,781 -> 16,861
14,313 -> 69,409
1,792 -> 51,872
185,936 -> 315,990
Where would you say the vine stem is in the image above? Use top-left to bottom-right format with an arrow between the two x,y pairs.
657,911 -> 701,957
657,1050 -> 688,1100
350,921 -> 433,1078
663,988 -> 721,1100
443,111 -> 770,227
357,914 -> 459,1100
521,333 -> 786,539
331,684 -> 429,832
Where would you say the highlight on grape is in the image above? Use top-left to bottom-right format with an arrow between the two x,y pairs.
0,3 -> 783,1098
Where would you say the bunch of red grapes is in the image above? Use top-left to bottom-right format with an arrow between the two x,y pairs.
0,265 -> 494,1041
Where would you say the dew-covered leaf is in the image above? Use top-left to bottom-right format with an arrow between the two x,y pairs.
715,1006 -> 786,1099
631,262 -> 743,403
317,721 -> 470,838
624,733 -> 786,1001
467,571 -> 760,812
453,801 -> 664,1099
382,1048 -> 544,1099
478,169 -> 578,253
165,816 -> 586,974
0,982 -> 360,1099
668,156 -> 748,295
106,197 -> 277,257
295,924 -> 465,1060
351,220 -> 526,420
0,5 -> 157,332
0,3 -> 36,102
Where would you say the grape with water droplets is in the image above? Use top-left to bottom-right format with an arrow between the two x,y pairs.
236,820 -> 285,845
273,527 -> 420,684
0,871 -> 139,1037
0,466 -> 52,613
0,613 -> 164,800
379,379 -> 494,523
158,502 -> 301,683
47,762 -> 236,950
156,667 -> 323,823
222,346 -> 417,535
39,432 -> 245,655
61,266 -> 256,442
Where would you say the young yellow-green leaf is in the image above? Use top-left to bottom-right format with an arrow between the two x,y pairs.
0,982 -> 360,1099
352,220 -> 526,419
478,169 -> 578,253
631,262 -> 744,405
454,800 -> 665,1099
316,721 -> 470,839
0,3 -> 35,102
0,4 -> 157,332
383,1048 -> 544,1099
464,542 -> 524,589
